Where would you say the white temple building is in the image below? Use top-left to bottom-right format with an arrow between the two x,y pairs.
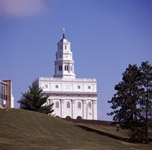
34,29 -> 98,120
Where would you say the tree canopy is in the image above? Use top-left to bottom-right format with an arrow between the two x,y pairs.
18,83 -> 54,115
108,61 -> 152,143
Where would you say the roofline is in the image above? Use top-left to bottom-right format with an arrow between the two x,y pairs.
44,91 -> 99,95
34,77 -> 97,82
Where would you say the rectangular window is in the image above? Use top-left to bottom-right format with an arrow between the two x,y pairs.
56,85 -> 59,88
65,65 -> 68,71
77,86 -> 81,89
88,86 -> 91,89
45,85 -> 48,88
59,65 -> 62,71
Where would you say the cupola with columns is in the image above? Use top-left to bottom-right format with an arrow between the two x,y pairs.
54,28 -> 75,79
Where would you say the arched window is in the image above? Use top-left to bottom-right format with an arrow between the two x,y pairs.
56,101 -> 59,108
65,45 -> 67,50
78,102 -> 81,108
88,102 -> 91,109
67,101 -> 70,108
47,99 -> 51,105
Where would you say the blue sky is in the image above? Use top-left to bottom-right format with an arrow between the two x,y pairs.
0,0 -> 152,120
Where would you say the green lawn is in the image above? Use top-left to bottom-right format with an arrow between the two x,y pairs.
0,109 -> 152,150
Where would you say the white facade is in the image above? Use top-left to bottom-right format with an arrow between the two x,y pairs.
11,94 -> 14,108
34,29 -> 98,120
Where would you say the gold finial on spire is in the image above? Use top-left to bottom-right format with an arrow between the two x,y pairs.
63,27 -> 65,34
62,27 -> 65,39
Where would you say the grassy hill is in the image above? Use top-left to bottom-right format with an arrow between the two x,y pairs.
0,109 -> 151,150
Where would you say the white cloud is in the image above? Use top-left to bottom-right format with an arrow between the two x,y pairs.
0,0 -> 48,17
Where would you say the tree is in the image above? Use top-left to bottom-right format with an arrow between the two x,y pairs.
140,61 -> 152,144
18,83 -> 54,114
108,64 -> 143,142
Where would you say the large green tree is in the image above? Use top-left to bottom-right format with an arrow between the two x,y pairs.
108,64 -> 143,142
18,83 -> 54,114
140,61 -> 152,144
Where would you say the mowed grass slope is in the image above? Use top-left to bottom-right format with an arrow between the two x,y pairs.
0,109 -> 151,150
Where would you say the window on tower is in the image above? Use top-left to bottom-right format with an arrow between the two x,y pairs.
65,65 -> 69,71
65,45 -> 67,50
59,65 -> 62,71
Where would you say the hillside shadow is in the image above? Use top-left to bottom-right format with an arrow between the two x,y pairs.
75,124 -> 130,143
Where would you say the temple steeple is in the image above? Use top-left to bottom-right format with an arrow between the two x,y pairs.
54,28 -> 75,79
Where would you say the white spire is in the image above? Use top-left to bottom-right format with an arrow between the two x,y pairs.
54,29 -> 75,79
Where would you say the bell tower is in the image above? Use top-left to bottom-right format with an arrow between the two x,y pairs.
54,28 -> 75,79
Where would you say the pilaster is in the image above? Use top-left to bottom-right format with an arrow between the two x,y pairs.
71,100 -> 76,119
92,100 -> 97,120
82,100 -> 86,119
60,99 -> 65,118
